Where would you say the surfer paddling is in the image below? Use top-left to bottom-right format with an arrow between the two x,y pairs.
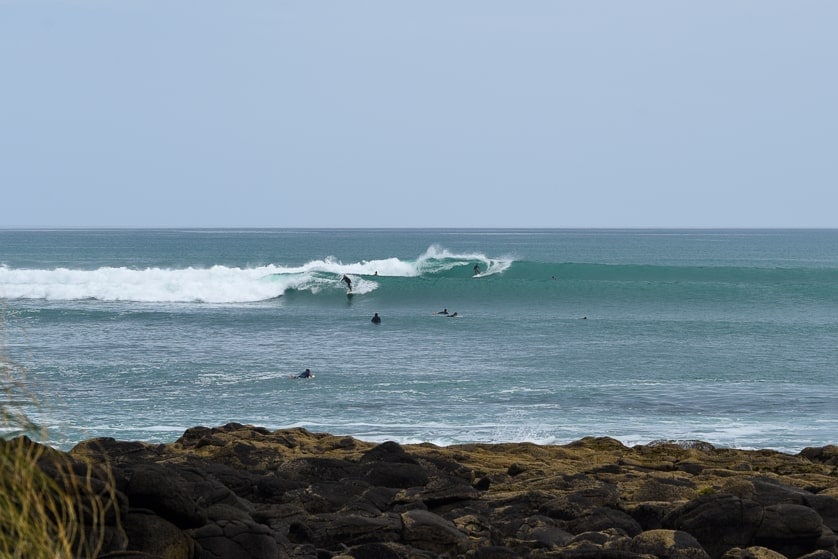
291,368 -> 313,380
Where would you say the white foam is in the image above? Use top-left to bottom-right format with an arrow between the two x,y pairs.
0,265 -> 292,303
418,245 -> 514,276
0,245 -> 515,303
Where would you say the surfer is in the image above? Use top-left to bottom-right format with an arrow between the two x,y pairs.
341,274 -> 352,292
473,264 -> 481,275
293,368 -> 313,379
371,312 -> 381,324
436,308 -> 449,315
447,312 -> 459,318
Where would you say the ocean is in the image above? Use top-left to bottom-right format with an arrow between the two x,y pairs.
1,228 -> 836,453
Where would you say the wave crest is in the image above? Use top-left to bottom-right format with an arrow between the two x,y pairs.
0,246 -> 515,303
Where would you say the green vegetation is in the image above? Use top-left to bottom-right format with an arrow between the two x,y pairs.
1,315 -> 119,558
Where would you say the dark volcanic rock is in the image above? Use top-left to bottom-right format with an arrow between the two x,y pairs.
629,529 -> 710,559
400,509 -> 470,554
192,519 -> 279,559
121,464 -> 208,528
26,424 -> 831,559
663,494 -> 764,559
753,504 -> 828,558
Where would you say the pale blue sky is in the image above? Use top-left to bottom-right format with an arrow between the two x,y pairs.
1,1 -> 836,228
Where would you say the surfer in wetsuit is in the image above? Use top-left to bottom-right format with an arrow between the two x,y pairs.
371,312 -> 381,324
342,274 -> 352,292
294,368 -> 313,379
473,264 -> 481,275
436,308 -> 449,315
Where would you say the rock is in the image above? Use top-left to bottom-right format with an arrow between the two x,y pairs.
634,478 -> 697,502
98,553 -> 167,559
753,504 -> 826,558
276,456 -> 363,483
71,437 -> 165,464
343,541 -> 430,559
569,530 -> 613,545
122,509 -> 194,559
541,483 -> 621,520
721,546 -> 789,559
409,477 -> 482,508
630,529 -> 711,559
21,425 -> 838,559
361,460 -> 429,489
806,493 -> 838,532
515,516 -> 573,548
360,441 -> 419,465
191,519 -> 278,559
663,494 -> 763,558
755,504 -> 823,540
796,551 -> 838,559
471,546 -> 522,559
719,479 -> 756,499
625,501 -> 676,531
301,512 -> 402,548
120,464 -> 207,528
507,462 -> 527,476
400,509 -> 470,554
567,507 -> 643,537
800,446 -> 838,466
750,478 -> 809,506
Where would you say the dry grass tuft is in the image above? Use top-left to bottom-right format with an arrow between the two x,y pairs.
1,311 -> 121,558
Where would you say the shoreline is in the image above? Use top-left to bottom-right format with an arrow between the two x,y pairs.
49,426 -> 830,457
41,423 -> 838,558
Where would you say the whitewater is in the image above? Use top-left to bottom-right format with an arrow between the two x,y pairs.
1,228 -> 836,453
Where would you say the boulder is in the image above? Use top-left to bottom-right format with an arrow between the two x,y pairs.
663,494 -> 763,558
721,546 -> 789,559
806,494 -> 838,532
300,512 -> 402,548
630,529 -> 711,559
191,519 -> 278,559
123,510 -> 194,559
400,509 -> 470,554
567,507 -> 643,537
753,504 -> 826,558
120,464 -> 207,528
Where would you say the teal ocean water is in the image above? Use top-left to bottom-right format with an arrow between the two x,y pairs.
1,229 -> 836,453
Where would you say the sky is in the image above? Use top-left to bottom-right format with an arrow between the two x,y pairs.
1,1 -> 836,228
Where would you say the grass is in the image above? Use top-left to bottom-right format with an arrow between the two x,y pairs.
1,311 -> 120,558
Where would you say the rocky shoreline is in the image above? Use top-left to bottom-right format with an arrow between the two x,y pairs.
37,423 -> 838,558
